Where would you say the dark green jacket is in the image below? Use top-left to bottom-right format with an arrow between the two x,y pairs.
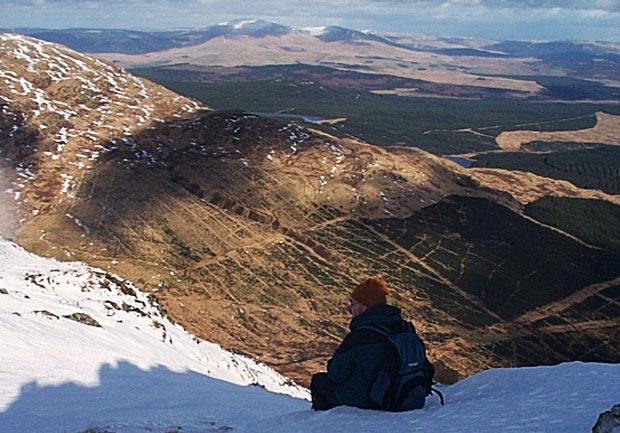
327,304 -> 411,409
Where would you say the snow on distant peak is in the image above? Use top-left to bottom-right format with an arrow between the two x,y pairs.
303,26 -> 328,37
232,19 -> 260,29
302,26 -> 380,38
217,19 -> 289,34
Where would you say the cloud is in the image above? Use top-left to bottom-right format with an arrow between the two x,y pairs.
489,0 -> 620,11
7,0 -> 620,16
11,0 -> 620,10
365,0 -> 620,12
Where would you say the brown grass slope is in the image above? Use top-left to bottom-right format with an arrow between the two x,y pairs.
2,34 -> 619,387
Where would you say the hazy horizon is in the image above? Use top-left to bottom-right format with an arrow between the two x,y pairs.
1,1 -> 620,42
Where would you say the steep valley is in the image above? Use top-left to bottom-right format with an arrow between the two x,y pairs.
2,33 -> 620,387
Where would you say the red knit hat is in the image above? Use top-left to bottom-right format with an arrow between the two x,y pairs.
351,277 -> 389,306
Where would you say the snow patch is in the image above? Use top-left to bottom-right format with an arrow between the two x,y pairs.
303,26 -> 328,36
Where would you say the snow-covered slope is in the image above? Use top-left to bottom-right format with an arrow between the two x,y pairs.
1,237 -> 619,433
0,238 -> 308,432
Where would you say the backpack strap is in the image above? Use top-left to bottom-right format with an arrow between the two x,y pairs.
403,320 -> 415,334
430,387 -> 445,406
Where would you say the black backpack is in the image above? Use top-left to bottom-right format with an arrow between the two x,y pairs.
360,322 -> 444,411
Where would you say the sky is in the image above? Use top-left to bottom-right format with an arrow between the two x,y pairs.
1,0 -> 620,42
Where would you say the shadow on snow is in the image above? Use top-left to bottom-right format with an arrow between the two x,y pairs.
0,360 -> 308,433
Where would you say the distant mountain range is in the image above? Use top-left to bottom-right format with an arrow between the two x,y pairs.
4,19 -> 620,92
5,19 -> 620,61
4,20 -> 401,55
2,20 -> 292,55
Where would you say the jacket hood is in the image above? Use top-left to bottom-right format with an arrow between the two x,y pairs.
349,303 -> 405,333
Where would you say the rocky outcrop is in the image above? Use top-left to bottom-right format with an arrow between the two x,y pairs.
63,313 -> 101,328
593,405 -> 620,433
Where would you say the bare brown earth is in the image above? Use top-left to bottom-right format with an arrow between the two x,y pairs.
2,34 -> 620,388
496,112 -> 620,151
97,32 -> 544,94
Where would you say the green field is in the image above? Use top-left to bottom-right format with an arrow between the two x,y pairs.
472,145 -> 620,194
133,67 -> 620,155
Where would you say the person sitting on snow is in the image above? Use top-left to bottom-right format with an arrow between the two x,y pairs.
310,276 -> 431,411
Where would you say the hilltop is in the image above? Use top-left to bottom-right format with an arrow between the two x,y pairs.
0,32 -> 200,229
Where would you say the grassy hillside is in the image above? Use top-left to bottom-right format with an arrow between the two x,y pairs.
12,106 -> 620,384
364,196 -> 620,321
